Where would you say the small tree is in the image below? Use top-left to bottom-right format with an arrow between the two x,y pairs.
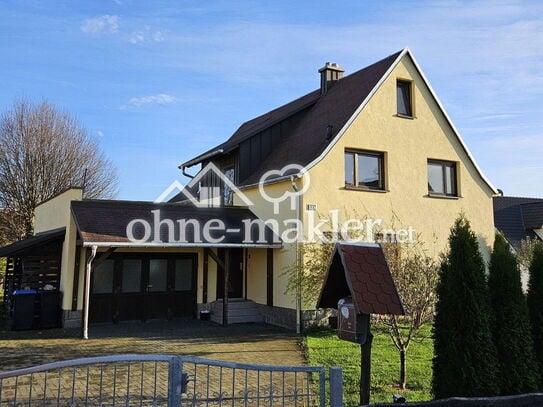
284,242 -> 334,307
381,242 -> 438,390
0,99 -> 118,239
517,237 -> 541,271
488,233 -> 538,394
527,243 -> 543,389
432,215 -> 499,398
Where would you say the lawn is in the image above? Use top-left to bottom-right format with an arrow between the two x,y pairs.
304,324 -> 433,405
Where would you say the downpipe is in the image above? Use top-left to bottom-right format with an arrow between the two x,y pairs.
290,175 -> 302,335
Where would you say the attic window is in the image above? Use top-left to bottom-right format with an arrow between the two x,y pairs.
397,80 -> 413,117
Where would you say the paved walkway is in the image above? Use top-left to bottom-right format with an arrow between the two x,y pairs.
0,319 -> 305,371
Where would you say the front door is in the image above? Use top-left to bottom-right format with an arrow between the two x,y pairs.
89,253 -> 197,323
216,248 -> 244,299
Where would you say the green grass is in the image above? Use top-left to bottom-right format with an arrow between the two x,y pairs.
304,324 -> 433,405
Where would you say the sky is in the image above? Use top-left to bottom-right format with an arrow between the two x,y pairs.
0,0 -> 542,200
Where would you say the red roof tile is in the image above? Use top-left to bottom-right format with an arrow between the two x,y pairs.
318,243 -> 404,315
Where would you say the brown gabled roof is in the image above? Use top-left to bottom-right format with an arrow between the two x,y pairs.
181,48 -> 498,194
71,200 -> 281,247
318,242 -> 404,315
181,51 -> 403,185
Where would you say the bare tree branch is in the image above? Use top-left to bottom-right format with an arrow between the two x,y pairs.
0,99 -> 118,240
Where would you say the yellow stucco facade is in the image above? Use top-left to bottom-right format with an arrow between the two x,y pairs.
237,52 -> 496,312
302,54 -> 495,259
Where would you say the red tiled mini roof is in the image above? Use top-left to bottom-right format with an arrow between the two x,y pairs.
318,242 -> 404,315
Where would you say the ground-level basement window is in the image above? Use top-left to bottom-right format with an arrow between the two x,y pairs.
345,149 -> 385,191
427,159 -> 458,196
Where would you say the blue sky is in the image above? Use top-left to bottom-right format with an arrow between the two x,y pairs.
1,0 -> 542,200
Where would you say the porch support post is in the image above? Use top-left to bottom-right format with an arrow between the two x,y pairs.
222,249 -> 230,326
82,245 -> 97,340
203,249 -> 209,303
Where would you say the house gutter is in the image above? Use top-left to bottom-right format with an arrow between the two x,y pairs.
82,245 -> 97,340
179,149 -> 224,170
80,242 -> 283,249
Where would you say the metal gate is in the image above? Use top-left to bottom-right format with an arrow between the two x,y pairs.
0,355 -> 342,407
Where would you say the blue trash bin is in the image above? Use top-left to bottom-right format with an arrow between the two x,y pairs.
12,289 -> 37,330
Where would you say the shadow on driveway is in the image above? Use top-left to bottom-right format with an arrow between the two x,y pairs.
0,319 -> 305,371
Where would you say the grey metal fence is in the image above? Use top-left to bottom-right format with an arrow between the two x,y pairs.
0,355 -> 340,407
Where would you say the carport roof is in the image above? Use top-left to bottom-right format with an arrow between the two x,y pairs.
0,227 -> 66,257
71,200 -> 282,248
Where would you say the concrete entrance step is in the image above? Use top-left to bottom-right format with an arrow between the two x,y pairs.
210,299 -> 264,324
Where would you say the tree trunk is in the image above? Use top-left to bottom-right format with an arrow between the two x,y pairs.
400,348 -> 407,390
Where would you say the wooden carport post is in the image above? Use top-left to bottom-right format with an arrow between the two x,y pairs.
205,249 -> 228,326
222,249 -> 230,326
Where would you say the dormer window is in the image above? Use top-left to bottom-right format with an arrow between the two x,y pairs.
397,80 -> 413,117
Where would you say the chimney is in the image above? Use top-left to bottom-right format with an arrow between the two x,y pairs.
319,62 -> 345,95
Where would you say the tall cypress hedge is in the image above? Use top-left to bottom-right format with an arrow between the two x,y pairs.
432,216 -> 499,398
488,233 -> 538,394
528,243 -> 543,389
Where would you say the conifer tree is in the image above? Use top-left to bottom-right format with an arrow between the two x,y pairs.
432,216 -> 499,398
488,233 -> 538,394
527,243 -> 543,389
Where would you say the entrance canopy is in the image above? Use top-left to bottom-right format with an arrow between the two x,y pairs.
318,242 -> 404,315
71,200 -> 282,248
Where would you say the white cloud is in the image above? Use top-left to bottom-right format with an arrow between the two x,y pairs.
121,94 -> 178,109
96,130 -> 104,137
130,27 -> 166,44
81,15 -> 119,36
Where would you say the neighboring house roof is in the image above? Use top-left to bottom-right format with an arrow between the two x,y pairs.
71,200 -> 281,248
493,196 -> 543,248
0,227 -> 66,257
318,242 -> 404,315
181,48 -> 497,194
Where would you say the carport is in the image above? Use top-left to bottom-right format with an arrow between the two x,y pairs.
69,199 -> 280,339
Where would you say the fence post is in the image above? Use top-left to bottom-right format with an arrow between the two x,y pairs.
329,367 -> 343,407
168,356 -> 183,407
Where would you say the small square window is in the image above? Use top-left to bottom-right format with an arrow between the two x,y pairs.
345,150 -> 385,191
427,160 -> 457,196
397,80 -> 413,117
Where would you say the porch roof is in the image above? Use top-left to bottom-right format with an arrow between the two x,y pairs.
0,227 -> 66,257
71,200 -> 282,248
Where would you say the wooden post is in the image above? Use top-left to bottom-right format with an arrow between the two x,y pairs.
202,249 -> 209,303
222,249 -> 230,326
360,319 -> 373,406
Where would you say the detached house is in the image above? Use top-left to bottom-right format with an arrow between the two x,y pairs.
0,48 -> 497,334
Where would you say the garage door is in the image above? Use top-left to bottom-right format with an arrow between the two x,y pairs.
89,253 -> 197,323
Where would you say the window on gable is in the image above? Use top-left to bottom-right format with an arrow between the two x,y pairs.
397,80 -> 413,117
427,160 -> 458,196
345,150 -> 385,191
